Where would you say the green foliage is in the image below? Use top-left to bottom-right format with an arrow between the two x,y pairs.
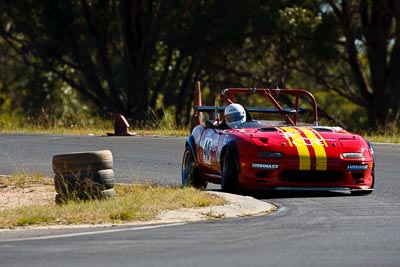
0,0 -> 399,131
0,109 -> 113,135
0,173 -> 52,187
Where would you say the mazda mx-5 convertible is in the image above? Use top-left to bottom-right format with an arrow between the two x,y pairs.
182,83 -> 375,195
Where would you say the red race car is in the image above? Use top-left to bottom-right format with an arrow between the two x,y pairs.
182,82 -> 375,195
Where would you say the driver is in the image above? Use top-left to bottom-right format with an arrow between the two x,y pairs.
224,103 -> 246,128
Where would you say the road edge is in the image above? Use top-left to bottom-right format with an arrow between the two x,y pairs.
156,191 -> 277,223
0,192 -> 276,232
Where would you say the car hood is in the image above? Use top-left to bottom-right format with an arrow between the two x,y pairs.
236,126 -> 365,148
228,126 -> 371,171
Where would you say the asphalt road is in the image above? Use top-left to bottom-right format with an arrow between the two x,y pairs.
0,133 -> 185,184
0,134 -> 399,267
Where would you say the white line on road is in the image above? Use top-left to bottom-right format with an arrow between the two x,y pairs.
0,223 -> 187,242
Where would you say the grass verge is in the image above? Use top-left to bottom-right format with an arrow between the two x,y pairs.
0,111 -> 399,140
0,111 -> 188,137
0,174 -> 225,229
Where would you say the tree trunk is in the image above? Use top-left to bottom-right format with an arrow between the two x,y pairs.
330,0 -> 400,129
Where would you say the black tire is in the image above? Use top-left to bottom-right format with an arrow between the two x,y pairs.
55,193 -> 67,205
99,188 -> 117,199
221,147 -> 238,193
55,189 -> 116,203
52,150 -> 113,174
88,188 -> 117,200
54,169 -> 115,194
181,147 -> 207,189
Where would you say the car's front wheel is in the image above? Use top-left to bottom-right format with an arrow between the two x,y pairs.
221,147 -> 238,193
182,147 -> 207,189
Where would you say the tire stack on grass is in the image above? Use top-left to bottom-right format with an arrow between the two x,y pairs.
52,150 -> 116,204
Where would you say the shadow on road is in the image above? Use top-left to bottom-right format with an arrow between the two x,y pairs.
243,189 -> 354,200
209,188 -> 353,200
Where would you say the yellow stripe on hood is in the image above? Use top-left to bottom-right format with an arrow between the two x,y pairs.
279,127 -> 328,171
301,128 -> 327,171
279,127 -> 311,170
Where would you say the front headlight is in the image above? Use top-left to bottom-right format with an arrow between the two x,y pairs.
342,152 -> 364,159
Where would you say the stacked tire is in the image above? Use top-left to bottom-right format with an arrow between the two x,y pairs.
52,150 -> 116,204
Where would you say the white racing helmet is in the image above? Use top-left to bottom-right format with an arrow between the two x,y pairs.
224,103 -> 246,128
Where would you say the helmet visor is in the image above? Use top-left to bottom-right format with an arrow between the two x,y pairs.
225,111 -> 245,123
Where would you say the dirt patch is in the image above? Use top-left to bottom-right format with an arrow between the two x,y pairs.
0,184 -> 55,211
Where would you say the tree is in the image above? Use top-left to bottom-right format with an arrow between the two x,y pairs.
218,0 -> 400,130
327,0 -> 400,129
1,0 -> 398,130
0,0 -> 254,125
281,0 -> 400,129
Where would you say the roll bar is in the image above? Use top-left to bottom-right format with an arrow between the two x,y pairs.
218,88 -> 318,126
190,82 -> 319,132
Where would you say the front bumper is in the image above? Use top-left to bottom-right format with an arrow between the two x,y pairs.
237,159 -> 374,190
